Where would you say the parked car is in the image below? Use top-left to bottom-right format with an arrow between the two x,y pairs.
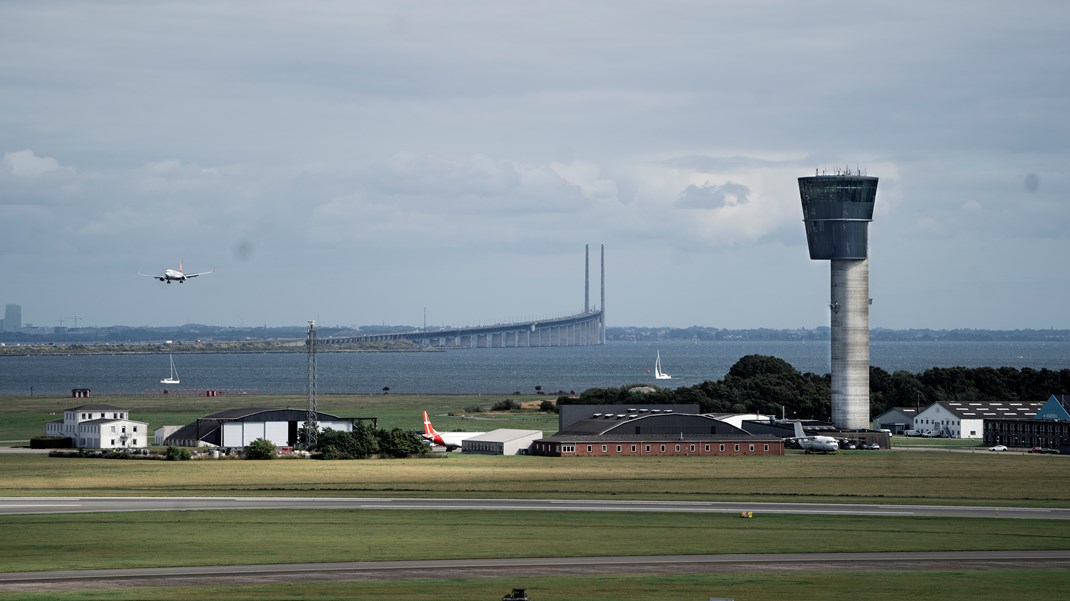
988,445 -> 1008,452
1029,447 -> 1058,454
863,443 -> 880,450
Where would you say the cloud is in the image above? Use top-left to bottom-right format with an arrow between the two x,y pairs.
3,149 -> 61,177
676,181 -> 750,209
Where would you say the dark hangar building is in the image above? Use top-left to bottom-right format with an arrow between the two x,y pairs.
532,408 -> 783,457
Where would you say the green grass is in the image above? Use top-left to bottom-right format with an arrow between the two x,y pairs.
1,569 -> 1068,601
2,509 -> 1070,573
0,393 -> 560,441
2,450 -> 1069,506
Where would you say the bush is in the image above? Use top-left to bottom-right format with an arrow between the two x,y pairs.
245,438 -> 277,460
491,399 -> 521,411
165,446 -> 192,461
539,399 -> 557,413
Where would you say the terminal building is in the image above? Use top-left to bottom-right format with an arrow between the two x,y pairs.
45,404 -> 148,450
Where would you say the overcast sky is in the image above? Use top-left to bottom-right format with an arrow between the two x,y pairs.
2,1 -> 1067,330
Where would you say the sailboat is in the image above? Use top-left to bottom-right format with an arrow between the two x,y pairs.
161,353 -> 180,385
654,350 -> 672,380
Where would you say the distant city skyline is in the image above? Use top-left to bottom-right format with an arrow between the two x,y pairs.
2,2 -> 1068,330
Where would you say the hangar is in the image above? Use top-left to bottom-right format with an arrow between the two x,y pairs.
461,429 -> 543,455
164,407 -> 354,448
532,411 -> 782,457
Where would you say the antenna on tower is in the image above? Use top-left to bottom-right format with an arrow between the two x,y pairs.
305,320 -> 319,449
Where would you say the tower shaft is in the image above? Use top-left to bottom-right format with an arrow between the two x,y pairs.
830,259 -> 870,429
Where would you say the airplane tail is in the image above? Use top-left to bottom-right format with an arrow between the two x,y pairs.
793,420 -> 805,438
422,411 -> 438,437
178,258 -> 184,273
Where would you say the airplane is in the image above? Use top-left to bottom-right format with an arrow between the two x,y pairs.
421,410 -> 482,451
139,260 -> 213,284
792,421 -> 839,453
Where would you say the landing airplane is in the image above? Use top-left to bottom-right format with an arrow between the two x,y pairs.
139,260 -> 213,284
792,421 -> 839,453
421,411 -> 481,451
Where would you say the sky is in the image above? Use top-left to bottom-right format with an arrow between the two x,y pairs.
2,1 -> 1068,330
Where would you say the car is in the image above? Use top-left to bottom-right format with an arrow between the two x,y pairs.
863,443 -> 880,450
989,445 -> 1008,452
1029,447 -> 1058,454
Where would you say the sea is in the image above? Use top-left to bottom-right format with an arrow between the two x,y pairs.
2,340 -> 1069,397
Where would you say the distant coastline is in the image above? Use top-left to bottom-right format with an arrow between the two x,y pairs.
1,325 -> 1067,357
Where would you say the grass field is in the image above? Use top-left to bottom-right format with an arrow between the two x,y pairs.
0,393 -> 559,442
2,450 -> 1068,506
2,570 -> 1068,601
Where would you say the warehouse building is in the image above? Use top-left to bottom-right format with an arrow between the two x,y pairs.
45,404 -> 148,450
461,429 -> 543,455
914,400 -> 1044,439
165,407 -> 354,448
984,395 -> 1070,450
871,407 -> 919,434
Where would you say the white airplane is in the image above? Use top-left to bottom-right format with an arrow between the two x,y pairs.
421,411 -> 482,450
139,260 -> 213,284
792,421 -> 839,453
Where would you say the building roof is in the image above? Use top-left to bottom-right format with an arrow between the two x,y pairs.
541,433 -> 782,443
66,404 -> 126,412
465,429 -> 543,443
556,412 -> 751,437
927,400 -> 1045,420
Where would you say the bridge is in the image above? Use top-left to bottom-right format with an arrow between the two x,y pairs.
320,310 -> 604,348
320,245 -> 606,349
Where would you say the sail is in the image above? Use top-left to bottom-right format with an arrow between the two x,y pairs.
161,353 -> 180,384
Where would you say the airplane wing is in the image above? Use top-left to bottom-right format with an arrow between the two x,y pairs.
138,272 -> 166,282
183,270 -> 213,278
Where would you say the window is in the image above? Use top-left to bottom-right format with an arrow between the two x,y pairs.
748,444 -> 755,452
587,445 -> 592,453
616,445 -> 622,453
645,445 -> 651,452
704,444 -> 710,452
631,445 -> 636,452
763,444 -> 769,451
734,444 -> 740,452
660,445 -> 666,452
601,445 -> 607,453
719,444 -> 725,452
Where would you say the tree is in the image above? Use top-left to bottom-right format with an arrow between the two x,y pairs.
245,438 -> 277,460
539,399 -> 556,413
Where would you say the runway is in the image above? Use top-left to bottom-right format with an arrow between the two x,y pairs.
2,496 -> 1068,520
2,550 -> 1069,591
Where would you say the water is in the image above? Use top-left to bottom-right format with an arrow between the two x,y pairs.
1,340 -> 1068,396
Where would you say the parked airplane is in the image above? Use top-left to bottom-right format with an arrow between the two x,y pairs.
421,411 -> 482,450
792,421 -> 839,453
139,260 -> 213,284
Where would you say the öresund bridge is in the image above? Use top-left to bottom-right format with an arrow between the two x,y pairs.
319,245 -> 606,349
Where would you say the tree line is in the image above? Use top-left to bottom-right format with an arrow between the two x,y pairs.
559,354 -> 1070,420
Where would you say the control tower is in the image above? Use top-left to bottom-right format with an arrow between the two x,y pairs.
798,172 -> 878,429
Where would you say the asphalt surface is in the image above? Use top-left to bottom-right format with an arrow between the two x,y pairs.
2,551 -> 1069,591
2,496 -> 1069,520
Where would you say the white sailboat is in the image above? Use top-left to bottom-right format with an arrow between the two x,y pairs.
161,353 -> 180,385
654,350 -> 672,380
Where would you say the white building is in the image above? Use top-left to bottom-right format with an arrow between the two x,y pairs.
913,400 -> 1044,439
165,407 -> 354,448
461,429 -> 543,455
45,404 -> 148,449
